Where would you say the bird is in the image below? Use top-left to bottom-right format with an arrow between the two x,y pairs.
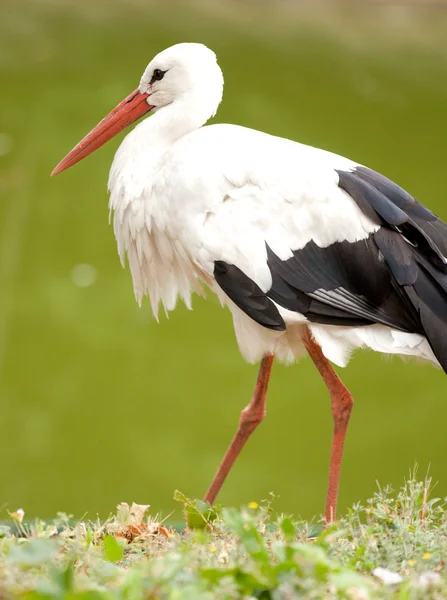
52,42 -> 447,523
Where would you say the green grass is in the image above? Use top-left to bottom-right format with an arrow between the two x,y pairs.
1,474 -> 447,599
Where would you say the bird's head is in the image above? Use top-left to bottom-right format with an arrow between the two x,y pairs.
139,43 -> 223,112
51,42 -> 223,176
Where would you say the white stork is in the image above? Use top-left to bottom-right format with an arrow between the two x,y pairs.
52,43 -> 447,523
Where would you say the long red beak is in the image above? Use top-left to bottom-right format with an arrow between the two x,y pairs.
51,89 -> 153,176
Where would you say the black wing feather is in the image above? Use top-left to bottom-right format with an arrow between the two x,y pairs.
213,261 -> 286,331
337,168 -> 447,273
266,239 -> 421,333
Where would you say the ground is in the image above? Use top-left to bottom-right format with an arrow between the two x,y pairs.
0,474 -> 446,599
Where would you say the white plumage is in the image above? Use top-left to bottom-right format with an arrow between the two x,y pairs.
105,43 -> 437,369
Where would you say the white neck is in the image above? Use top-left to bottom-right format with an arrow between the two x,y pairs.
108,92 -> 218,197
150,95 -> 214,144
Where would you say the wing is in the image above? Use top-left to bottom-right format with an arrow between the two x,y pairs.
212,163 -> 447,370
335,166 -> 447,370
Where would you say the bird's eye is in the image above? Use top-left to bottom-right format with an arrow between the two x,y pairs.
150,69 -> 165,84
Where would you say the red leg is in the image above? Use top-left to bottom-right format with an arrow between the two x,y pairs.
302,328 -> 353,524
204,354 -> 274,505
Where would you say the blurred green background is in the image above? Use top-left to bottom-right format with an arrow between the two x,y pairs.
1,0 -> 447,521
